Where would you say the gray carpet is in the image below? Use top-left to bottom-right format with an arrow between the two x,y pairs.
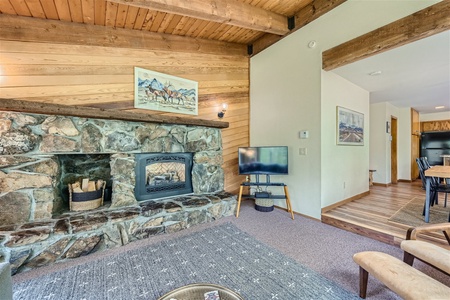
13,223 -> 359,300
12,201 -> 450,300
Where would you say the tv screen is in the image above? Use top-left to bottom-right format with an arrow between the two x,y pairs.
238,146 -> 288,175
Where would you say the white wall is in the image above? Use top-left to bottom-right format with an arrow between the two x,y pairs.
250,0 -> 440,219
420,111 -> 450,122
369,102 -> 403,184
250,30 -> 322,219
370,105 -> 423,183
369,103 -> 388,184
321,71 -> 369,208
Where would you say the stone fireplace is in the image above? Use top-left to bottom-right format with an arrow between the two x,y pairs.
0,111 -> 236,274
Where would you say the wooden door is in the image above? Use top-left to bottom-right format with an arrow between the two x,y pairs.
391,116 -> 398,184
411,109 -> 420,179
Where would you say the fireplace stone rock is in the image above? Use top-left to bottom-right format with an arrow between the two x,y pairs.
0,192 -> 31,226
0,156 -> 36,168
42,116 -> 79,136
5,228 -> 51,248
10,249 -> 31,275
24,237 -> 71,269
33,189 -> 54,219
63,235 -> 102,259
0,171 -> 52,193
40,135 -> 78,153
0,110 -> 235,275
0,130 -> 37,155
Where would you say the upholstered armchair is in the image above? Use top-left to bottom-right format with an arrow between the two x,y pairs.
401,222 -> 450,275
353,223 -> 450,299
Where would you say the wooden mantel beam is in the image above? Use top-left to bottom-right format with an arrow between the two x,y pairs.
108,0 -> 289,35
322,1 -> 450,71
0,99 -> 229,129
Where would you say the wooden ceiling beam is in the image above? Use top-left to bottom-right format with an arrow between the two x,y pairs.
322,1 -> 450,71
0,14 -> 247,56
251,0 -> 346,55
108,0 -> 289,35
294,0 -> 347,28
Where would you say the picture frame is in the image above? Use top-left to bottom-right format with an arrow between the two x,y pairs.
134,67 -> 198,115
336,106 -> 364,146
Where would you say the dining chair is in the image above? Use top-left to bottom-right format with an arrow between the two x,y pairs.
417,158 -> 449,210
416,159 -> 435,210
422,157 -> 449,208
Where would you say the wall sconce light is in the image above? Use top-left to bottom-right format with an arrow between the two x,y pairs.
218,103 -> 228,119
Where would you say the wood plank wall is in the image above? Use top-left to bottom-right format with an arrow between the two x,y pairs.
0,16 -> 250,194
421,120 -> 450,132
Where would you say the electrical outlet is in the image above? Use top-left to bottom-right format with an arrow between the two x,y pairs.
299,148 -> 307,155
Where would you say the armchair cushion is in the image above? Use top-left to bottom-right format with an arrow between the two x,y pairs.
401,240 -> 450,275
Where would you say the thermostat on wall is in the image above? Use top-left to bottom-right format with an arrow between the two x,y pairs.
299,130 -> 309,139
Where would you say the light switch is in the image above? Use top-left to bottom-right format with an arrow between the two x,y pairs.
299,148 -> 307,155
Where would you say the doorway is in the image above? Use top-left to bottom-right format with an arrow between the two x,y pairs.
391,116 -> 398,184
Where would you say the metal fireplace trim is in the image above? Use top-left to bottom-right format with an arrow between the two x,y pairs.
134,153 -> 194,201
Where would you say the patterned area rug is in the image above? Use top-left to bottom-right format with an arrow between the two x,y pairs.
13,223 -> 359,300
388,196 -> 450,227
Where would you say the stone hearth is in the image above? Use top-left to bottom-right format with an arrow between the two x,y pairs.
0,111 -> 236,274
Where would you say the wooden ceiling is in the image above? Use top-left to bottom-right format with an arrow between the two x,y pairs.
1,0 -> 345,54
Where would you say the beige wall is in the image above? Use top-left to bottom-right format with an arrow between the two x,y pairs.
321,71 -> 369,208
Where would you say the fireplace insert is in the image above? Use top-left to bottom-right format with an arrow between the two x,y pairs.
135,153 -> 194,201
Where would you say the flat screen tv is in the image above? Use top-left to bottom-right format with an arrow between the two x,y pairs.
238,146 -> 288,175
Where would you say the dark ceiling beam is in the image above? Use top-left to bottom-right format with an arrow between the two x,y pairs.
108,0 -> 289,35
294,0 -> 347,29
251,0 -> 347,55
322,1 -> 450,71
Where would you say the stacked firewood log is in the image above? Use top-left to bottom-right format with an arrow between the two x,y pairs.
70,178 -> 104,193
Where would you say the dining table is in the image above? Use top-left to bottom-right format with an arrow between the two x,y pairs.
424,165 -> 450,223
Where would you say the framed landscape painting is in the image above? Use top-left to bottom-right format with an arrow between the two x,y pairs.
134,67 -> 198,115
336,106 -> 364,146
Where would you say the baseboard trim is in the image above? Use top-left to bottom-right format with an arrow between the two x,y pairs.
273,205 -> 320,221
321,190 -> 370,213
373,182 -> 391,187
398,179 -> 412,183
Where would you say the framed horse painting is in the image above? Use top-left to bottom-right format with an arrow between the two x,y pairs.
134,67 -> 198,115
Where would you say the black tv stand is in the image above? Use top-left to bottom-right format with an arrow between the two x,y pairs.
252,174 -> 274,185
242,182 -> 285,187
236,181 -> 294,220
